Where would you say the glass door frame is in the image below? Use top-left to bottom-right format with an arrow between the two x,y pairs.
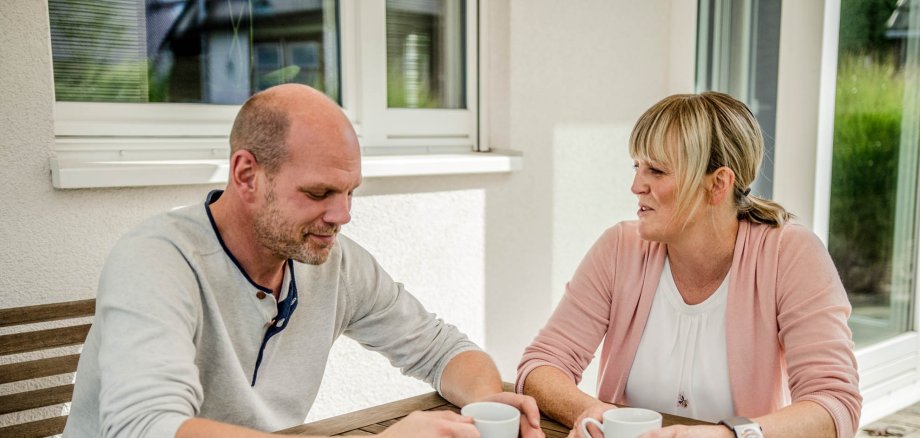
792,0 -> 920,424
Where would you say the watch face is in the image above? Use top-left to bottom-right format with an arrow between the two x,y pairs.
736,424 -> 765,438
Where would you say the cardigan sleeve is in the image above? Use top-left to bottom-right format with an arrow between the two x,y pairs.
775,225 -> 862,438
515,225 -> 620,393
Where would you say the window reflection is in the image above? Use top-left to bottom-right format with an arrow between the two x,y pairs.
831,0 -> 919,346
386,0 -> 465,109
50,0 -> 340,104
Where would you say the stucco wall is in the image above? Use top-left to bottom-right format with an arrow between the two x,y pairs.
0,0 -> 693,427
497,0 -> 696,392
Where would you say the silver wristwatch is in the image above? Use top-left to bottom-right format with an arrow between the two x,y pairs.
718,416 -> 764,438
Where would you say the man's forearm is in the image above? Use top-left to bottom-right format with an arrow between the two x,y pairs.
438,350 -> 504,407
176,417 -> 324,438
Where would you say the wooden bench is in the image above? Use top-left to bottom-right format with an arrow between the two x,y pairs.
0,299 -> 95,437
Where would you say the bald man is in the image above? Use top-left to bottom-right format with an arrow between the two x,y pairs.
64,84 -> 542,438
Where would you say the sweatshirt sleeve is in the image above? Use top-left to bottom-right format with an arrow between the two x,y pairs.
515,225 -> 619,393
340,240 -> 479,394
775,225 -> 862,438
94,236 -> 204,438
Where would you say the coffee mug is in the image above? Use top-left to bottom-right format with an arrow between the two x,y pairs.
580,408 -> 662,438
461,401 -> 520,438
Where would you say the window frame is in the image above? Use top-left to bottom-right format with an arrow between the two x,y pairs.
50,0 -> 516,189
771,0 -> 920,424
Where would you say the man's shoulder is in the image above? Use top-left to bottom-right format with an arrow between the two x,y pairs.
115,202 -> 215,255
96,204 -> 212,317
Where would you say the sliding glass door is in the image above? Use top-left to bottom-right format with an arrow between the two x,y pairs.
828,0 -> 918,347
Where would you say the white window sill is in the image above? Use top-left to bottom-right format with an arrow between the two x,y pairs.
49,152 -> 523,189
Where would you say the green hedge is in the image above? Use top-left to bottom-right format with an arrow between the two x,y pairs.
827,54 -> 903,300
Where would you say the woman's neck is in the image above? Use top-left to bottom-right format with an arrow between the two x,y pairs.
666,215 -> 740,304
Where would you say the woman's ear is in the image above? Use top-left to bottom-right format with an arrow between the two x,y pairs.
707,167 -> 736,205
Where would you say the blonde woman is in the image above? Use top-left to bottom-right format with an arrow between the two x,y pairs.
516,92 -> 860,438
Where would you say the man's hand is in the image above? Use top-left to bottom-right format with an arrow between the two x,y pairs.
475,392 -> 545,438
379,410 -> 479,438
566,401 -> 617,438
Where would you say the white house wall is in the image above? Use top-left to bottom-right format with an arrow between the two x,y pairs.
0,0 -> 691,425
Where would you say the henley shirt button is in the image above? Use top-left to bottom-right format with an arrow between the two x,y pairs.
256,291 -> 267,300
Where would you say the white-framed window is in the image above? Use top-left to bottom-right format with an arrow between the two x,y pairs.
48,0 -> 515,189
700,0 -> 920,423
820,0 -> 920,421
695,0 -> 781,198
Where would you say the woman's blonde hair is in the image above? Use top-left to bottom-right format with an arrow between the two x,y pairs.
628,91 -> 791,227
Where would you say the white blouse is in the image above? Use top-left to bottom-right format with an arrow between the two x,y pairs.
624,257 -> 734,422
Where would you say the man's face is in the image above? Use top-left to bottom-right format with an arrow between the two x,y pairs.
252,119 -> 362,265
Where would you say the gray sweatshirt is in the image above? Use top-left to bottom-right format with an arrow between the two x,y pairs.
64,191 -> 479,437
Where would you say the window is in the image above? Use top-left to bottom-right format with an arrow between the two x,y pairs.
698,0 -> 920,419
386,0 -> 466,109
695,0 -> 782,198
51,0 -> 340,105
48,0 -> 491,188
828,0 -> 918,348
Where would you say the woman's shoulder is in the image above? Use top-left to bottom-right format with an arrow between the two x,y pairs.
597,220 -> 644,246
741,221 -> 832,272
591,221 -> 661,259
744,220 -> 823,249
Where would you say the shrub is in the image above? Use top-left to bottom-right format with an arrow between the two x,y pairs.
827,53 -> 904,302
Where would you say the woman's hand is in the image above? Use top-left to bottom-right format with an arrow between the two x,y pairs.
565,401 -> 617,438
639,424 -> 733,438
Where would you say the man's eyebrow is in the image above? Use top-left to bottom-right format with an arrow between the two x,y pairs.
298,185 -> 337,193
298,182 -> 361,193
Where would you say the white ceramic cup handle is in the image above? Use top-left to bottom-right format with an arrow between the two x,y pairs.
581,417 -> 604,438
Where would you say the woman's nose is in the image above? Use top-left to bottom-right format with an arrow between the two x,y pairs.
631,173 -> 647,195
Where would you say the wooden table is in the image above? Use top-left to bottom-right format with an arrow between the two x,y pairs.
278,387 -> 711,437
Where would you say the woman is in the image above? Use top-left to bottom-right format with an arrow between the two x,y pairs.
516,92 -> 860,438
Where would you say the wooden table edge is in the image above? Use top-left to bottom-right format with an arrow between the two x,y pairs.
278,381 -> 710,436
277,391 -> 449,435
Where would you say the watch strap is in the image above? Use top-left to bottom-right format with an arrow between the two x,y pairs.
718,416 -> 764,438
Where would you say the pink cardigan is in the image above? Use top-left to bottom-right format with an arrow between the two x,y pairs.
516,220 -> 861,438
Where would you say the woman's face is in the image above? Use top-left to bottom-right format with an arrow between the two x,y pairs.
631,157 -> 683,242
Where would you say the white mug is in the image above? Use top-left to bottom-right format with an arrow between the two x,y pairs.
580,408 -> 662,438
461,401 -> 520,438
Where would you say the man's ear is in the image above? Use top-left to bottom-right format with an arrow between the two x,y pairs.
229,150 -> 261,203
707,167 -> 736,205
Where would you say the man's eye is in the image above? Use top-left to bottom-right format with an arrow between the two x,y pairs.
307,192 -> 328,200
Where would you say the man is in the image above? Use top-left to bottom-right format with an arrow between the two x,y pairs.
64,84 -> 542,438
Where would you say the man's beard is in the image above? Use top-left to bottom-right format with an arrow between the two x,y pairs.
253,186 -> 338,265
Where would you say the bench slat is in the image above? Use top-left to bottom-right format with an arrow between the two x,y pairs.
0,325 -> 91,356
0,384 -> 74,415
0,299 -> 95,327
0,415 -> 69,438
0,354 -> 81,384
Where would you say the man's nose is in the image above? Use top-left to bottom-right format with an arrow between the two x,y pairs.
324,193 -> 352,226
